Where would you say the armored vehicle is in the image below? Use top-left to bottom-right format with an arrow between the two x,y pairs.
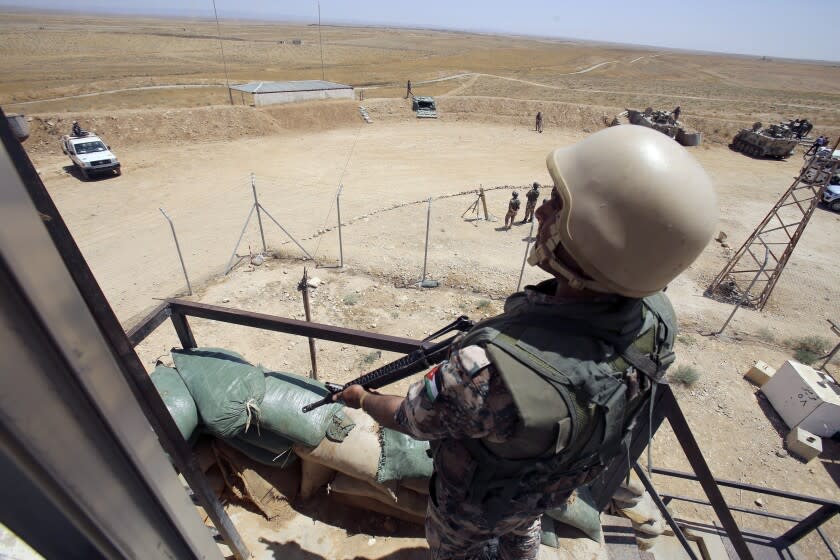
731,122 -> 799,159
411,96 -> 437,118
610,107 -> 701,146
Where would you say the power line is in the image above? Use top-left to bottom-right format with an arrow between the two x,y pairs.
317,1 -> 326,80
211,0 -> 234,105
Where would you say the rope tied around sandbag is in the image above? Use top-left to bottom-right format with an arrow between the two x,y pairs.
243,398 -> 261,433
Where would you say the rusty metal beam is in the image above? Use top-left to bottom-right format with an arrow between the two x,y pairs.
166,299 -> 422,353
126,302 -> 170,347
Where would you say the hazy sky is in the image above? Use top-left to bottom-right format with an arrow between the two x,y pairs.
2,0 -> 838,62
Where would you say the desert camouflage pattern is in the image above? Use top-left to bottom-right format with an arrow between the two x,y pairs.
396,341 -> 591,559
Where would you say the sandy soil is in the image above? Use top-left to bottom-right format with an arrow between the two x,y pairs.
5,11 -> 840,559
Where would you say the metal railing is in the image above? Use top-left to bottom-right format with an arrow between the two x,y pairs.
657,468 -> 840,559
127,299 -> 840,560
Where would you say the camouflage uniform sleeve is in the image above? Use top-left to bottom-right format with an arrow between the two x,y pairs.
395,344 -> 519,441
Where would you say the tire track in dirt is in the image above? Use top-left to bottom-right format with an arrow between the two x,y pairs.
7,84 -> 223,106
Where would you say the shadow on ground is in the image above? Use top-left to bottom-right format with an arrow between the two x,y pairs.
255,539 -> 427,560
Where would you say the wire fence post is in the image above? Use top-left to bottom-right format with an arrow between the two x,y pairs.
516,218 -> 536,292
251,172 -> 266,253
336,184 -> 344,268
298,267 -> 318,380
421,197 -> 432,283
159,208 -> 192,296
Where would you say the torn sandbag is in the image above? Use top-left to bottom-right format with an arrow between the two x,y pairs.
172,347 -> 265,438
544,486 -> 602,543
377,427 -> 433,483
150,364 -> 198,440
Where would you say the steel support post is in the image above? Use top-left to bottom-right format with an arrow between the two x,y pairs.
250,173 -> 266,253
298,268 -> 318,379
159,208 -> 193,296
774,505 -> 838,547
421,197 -> 431,283
337,184 -> 344,267
633,462 -> 698,560
664,389 -> 753,560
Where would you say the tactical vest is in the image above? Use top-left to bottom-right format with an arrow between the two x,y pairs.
446,291 -> 676,513
510,198 -> 521,211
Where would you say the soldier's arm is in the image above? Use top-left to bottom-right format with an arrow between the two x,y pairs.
395,345 -> 517,441
334,385 -> 408,434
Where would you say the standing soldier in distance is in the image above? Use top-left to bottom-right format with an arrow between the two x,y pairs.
406,79 -> 413,99
521,183 -> 540,223
504,191 -> 521,230
535,111 -> 543,133
332,126 -> 718,560
672,105 -> 681,124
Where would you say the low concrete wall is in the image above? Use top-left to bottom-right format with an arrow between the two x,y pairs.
253,88 -> 354,107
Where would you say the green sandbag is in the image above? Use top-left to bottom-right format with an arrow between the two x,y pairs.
223,437 -> 297,469
238,428 -> 295,457
376,427 -> 433,483
258,371 -> 352,447
150,364 -> 198,440
540,516 -> 559,548
545,486 -> 602,543
172,347 -> 265,438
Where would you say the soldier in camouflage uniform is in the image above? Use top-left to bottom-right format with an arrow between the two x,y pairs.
334,126 -> 718,559
504,191 -> 520,230
521,183 -> 540,224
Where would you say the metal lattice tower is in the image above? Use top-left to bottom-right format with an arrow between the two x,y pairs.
706,147 -> 839,310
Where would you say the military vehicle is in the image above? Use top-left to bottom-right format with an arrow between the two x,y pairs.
5,113 -> 29,142
610,107 -> 701,146
411,96 -> 437,118
731,122 -> 799,159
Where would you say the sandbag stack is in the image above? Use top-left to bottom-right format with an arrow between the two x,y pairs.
154,347 -> 352,469
294,407 -> 432,521
150,364 -> 199,441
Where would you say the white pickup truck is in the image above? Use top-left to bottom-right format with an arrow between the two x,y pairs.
61,133 -> 121,180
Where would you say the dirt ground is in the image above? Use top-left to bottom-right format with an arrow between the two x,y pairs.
5,11 -> 840,559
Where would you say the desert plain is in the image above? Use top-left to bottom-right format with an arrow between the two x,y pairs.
2,10 -> 840,559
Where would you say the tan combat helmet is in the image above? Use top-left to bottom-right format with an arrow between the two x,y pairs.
528,125 -> 718,298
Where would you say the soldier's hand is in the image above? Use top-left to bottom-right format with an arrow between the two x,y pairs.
332,384 -> 368,409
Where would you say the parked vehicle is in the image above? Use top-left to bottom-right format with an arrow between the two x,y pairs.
822,176 -> 840,212
411,96 -> 438,118
61,133 -> 121,180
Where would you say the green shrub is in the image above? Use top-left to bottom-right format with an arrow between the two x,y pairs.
755,327 -> 775,344
670,365 -> 700,387
787,336 -> 830,366
343,293 -> 359,306
477,299 -> 492,311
